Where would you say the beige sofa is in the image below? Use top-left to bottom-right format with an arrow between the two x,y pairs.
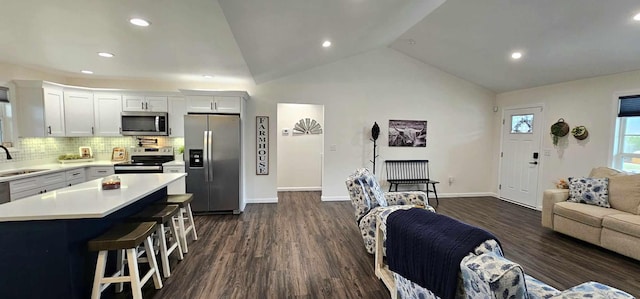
542,167 -> 640,261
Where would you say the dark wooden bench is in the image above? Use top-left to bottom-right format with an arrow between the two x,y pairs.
385,160 -> 439,207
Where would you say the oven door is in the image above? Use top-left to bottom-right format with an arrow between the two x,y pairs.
114,165 -> 163,174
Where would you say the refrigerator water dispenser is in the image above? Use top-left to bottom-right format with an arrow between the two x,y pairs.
189,149 -> 203,167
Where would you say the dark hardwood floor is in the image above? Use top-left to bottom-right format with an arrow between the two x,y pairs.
436,197 -> 640,297
131,193 -> 639,298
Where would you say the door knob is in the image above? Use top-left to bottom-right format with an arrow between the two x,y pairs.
529,161 -> 538,165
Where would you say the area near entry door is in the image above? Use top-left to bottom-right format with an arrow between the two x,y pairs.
499,106 -> 542,208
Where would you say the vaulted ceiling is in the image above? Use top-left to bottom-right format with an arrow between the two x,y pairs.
2,0 -> 640,92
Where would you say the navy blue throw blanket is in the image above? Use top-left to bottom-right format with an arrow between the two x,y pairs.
386,209 -> 499,299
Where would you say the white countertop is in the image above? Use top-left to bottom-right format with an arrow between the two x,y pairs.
163,160 -> 185,166
0,161 -> 117,183
0,173 -> 186,222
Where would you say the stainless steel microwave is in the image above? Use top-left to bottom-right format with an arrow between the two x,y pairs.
121,111 -> 168,136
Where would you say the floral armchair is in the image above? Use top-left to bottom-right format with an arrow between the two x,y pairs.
345,168 -> 435,254
391,235 -> 635,299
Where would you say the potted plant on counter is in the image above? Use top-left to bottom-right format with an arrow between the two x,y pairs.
175,146 -> 184,161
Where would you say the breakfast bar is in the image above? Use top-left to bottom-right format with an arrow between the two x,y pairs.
0,173 -> 186,299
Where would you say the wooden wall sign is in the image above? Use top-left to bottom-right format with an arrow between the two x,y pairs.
256,116 -> 269,175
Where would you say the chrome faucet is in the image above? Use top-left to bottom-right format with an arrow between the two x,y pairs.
0,145 -> 12,160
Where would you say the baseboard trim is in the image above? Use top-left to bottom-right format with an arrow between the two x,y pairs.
317,193 -> 498,202
321,196 -> 350,202
438,192 -> 498,198
277,187 -> 322,192
245,197 -> 279,204
499,197 -> 541,211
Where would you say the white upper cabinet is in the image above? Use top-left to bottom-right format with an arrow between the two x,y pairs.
122,95 -> 145,112
185,95 -> 214,113
14,81 -> 65,137
145,96 -> 168,112
214,96 -> 241,114
122,95 -> 167,112
94,93 -> 122,136
168,96 -> 186,137
64,90 -> 94,136
13,81 -> 248,138
184,94 -> 243,114
44,87 -> 66,137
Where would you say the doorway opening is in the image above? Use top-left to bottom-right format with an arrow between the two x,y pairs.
276,103 -> 325,192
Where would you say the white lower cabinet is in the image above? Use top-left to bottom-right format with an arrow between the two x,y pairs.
87,166 -> 115,180
163,165 -> 185,194
65,168 -> 86,186
9,172 -> 67,201
8,166 -> 111,201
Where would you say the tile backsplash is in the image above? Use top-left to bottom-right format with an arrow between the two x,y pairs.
0,137 -> 184,165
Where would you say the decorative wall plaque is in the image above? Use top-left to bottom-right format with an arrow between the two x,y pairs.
256,116 -> 269,175
293,118 -> 323,135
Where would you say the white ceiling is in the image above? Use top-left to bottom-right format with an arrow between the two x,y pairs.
218,0 -> 445,84
391,0 -> 640,92
2,0 -> 640,92
0,0 -> 253,84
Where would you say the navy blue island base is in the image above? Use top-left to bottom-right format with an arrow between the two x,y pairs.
0,187 -> 167,299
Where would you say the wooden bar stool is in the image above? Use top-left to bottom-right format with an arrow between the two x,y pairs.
88,222 -> 162,299
129,204 -> 184,278
155,194 -> 198,253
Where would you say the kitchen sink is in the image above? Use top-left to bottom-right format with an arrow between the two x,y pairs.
0,169 -> 49,177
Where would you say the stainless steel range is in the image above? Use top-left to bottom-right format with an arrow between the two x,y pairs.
114,146 -> 174,174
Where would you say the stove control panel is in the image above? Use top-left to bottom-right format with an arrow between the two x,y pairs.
130,146 -> 174,156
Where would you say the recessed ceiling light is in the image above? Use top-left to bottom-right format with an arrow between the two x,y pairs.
130,18 -> 150,27
97,52 -> 114,58
203,75 -> 214,79
81,70 -> 93,74
511,52 -> 523,60
634,13 -> 640,21
322,40 -> 332,48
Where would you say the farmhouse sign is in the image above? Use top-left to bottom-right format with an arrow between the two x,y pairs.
256,116 -> 269,175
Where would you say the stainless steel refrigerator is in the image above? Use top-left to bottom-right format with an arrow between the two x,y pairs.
184,114 -> 241,214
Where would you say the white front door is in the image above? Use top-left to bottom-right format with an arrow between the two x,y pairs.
499,106 -> 542,207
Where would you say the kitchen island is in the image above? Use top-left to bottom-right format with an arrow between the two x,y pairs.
0,173 -> 186,299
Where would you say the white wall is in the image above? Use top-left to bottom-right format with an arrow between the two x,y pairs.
277,103 -> 323,191
247,47 -> 497,202
495,69 -> 640,209
0,47 -> 497,205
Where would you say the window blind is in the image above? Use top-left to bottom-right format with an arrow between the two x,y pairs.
0,87 -> 7,103
619,95 -> 640,117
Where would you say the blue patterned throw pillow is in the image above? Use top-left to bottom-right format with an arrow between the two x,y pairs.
567,177 -> 610,208
357,172 -> 388,208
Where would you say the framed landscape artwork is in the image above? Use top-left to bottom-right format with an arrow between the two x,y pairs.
389,120 -> 427,147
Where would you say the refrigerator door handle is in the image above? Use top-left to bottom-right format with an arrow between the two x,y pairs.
203,131 -> 209,182
209,130 -> 214,181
